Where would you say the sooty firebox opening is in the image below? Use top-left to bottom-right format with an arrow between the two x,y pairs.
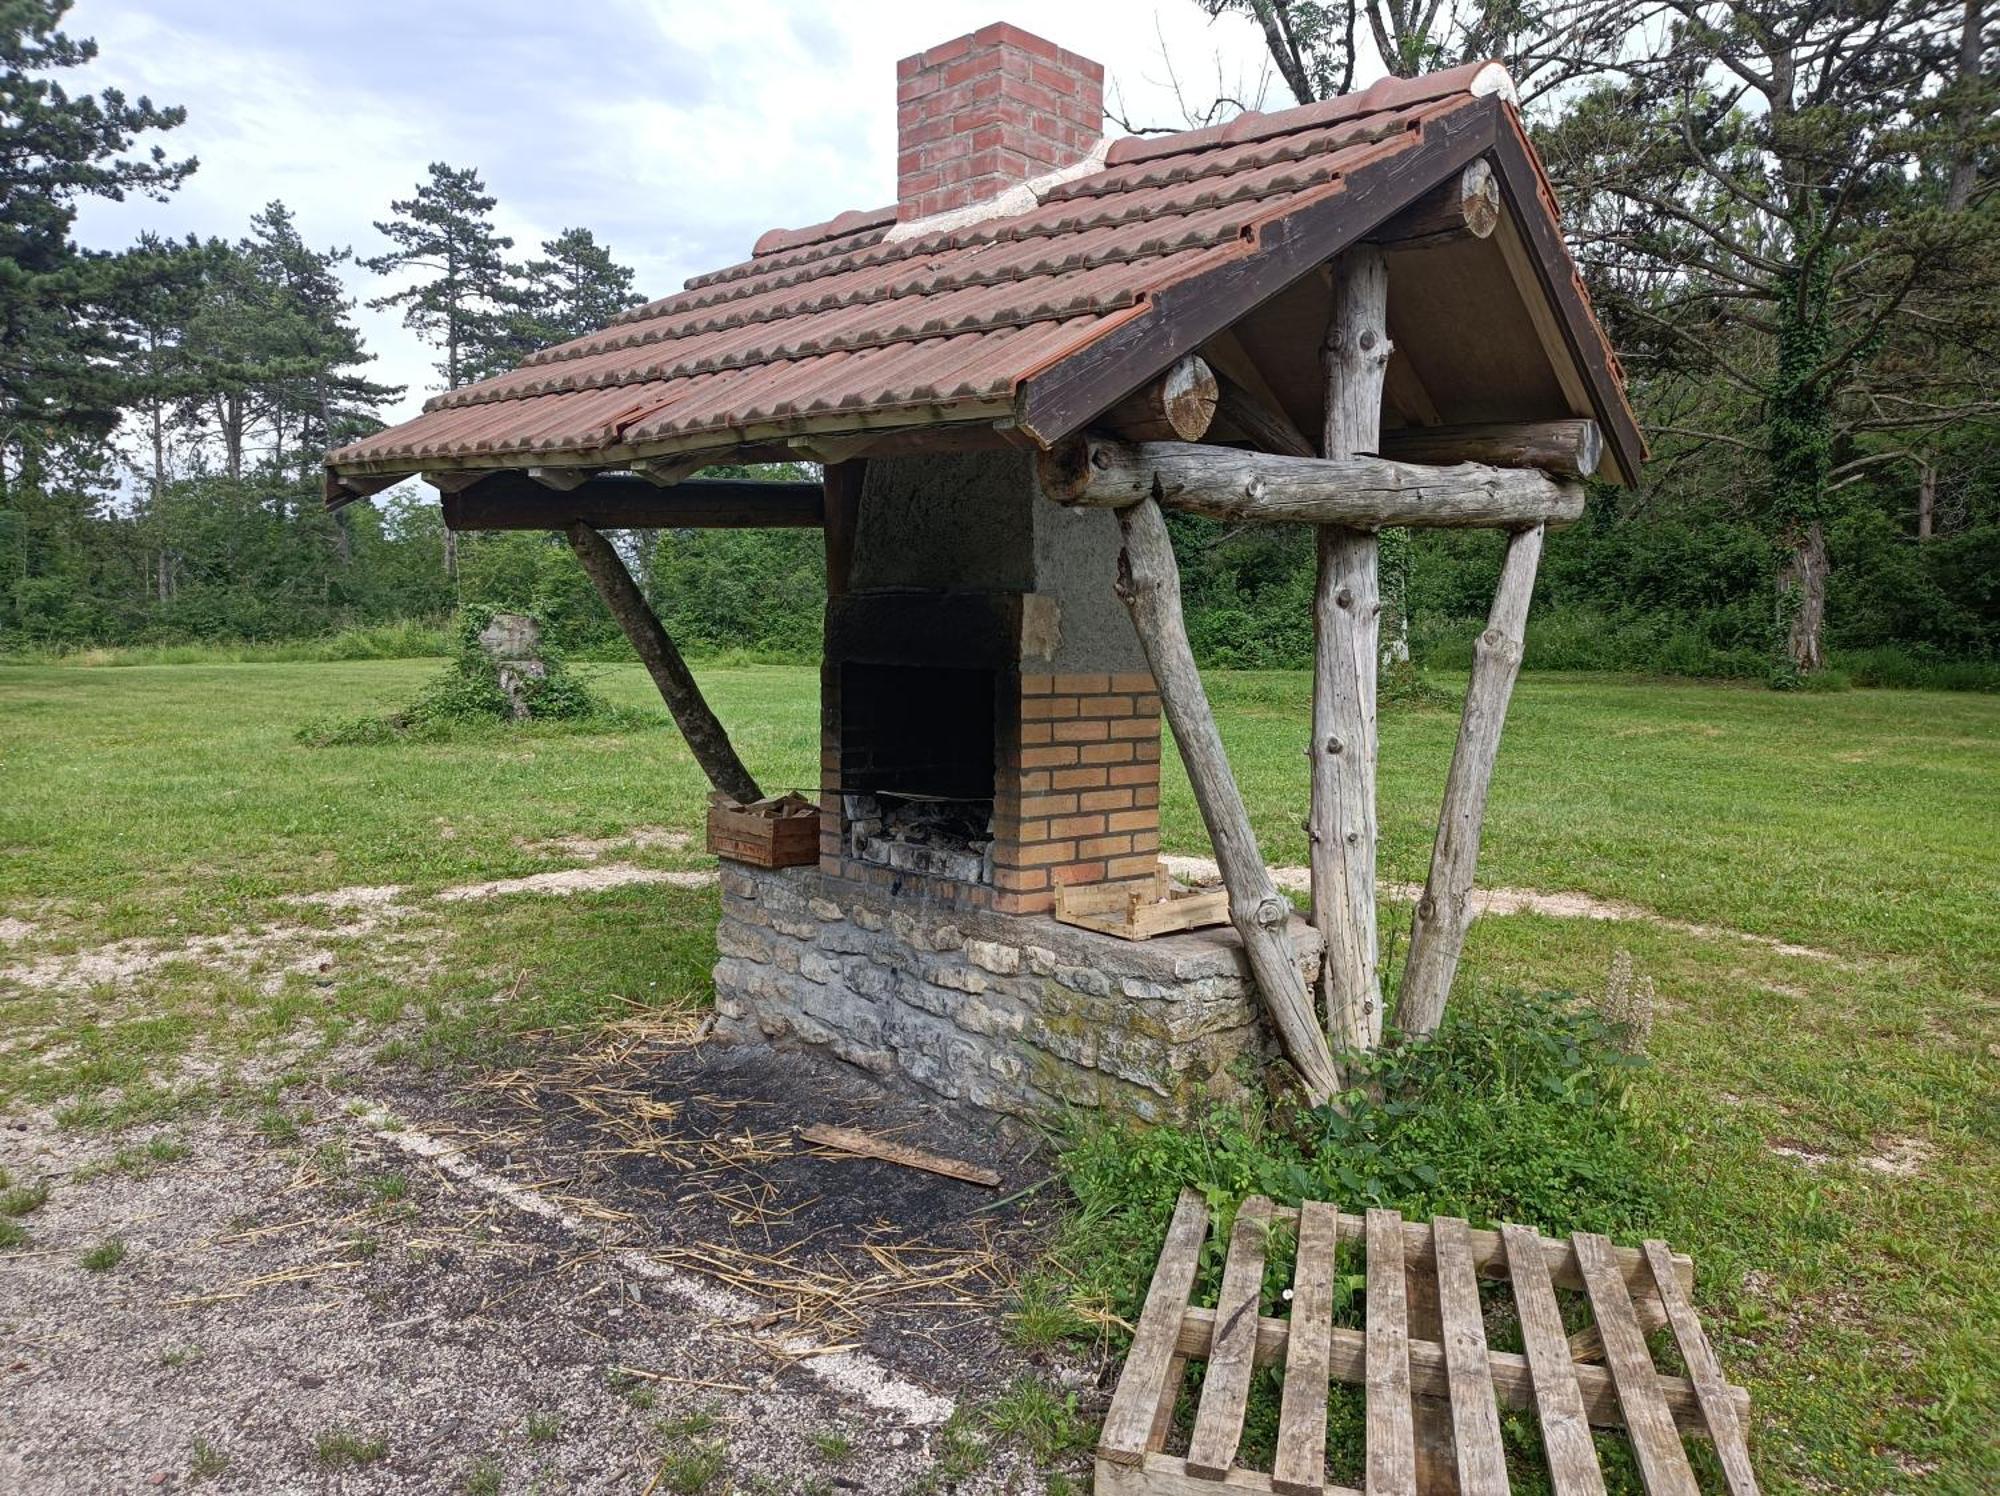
840,662 -> 997,884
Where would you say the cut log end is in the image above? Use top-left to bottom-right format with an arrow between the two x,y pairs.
1372,160 -> 1501,249
1102,354 -> 1219,443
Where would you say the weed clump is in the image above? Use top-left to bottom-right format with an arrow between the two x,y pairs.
1047,986 -> 1656,1333
298,606 -> 654,745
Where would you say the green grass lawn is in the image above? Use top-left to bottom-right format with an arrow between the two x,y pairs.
1,659 -> 1995,1491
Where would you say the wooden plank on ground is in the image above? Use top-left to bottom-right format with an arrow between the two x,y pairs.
1149,1353 -> 1187,1455
797,1125 -> 999,1186
1188,1197 -> 1276,1478
1097,1450 -> 1360,1495
1640,1241 -> 1758,1496
1273,1200 -> 1340,1495
1574,1234 -> 1698,1496
1101,1190 -> 1213,1465
1366,1208 -> 1417,1496
1433,1218 -> 1507,1495
1500,1223 -> 1605,1496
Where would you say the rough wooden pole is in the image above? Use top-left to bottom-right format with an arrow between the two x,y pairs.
1397,523 -> 1546,1039
1316,247 -> 1390,1054
1038,436 -> 1585,529
565,521 -> 764,806
1379,418 -> 1602,480
1112,497 -> 1344,1104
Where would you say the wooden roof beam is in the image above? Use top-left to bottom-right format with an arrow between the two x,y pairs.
438,471 -> 824,532
1040,434 -> 1584,530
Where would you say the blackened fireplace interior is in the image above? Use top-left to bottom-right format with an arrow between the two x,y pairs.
840,662 -> 997,884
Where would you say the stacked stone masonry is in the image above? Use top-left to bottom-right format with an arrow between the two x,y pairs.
714,861 -> 1322,1122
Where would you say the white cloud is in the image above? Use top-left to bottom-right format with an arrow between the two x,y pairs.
65,0 -> 1339,427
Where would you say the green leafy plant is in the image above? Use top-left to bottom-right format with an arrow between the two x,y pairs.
313,1429 -> 387,1469
298,605 -> 653,745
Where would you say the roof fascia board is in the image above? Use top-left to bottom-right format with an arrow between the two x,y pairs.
1484,115 -> 1645,485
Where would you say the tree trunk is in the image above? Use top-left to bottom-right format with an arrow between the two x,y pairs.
564,521 -> 763,804
1778,521 -> 1828,674
1398,524 -> 1545,1040
1112,497 -> 1344,1104
1316,247 -> 1390,1053
1918,462 -> 1936,541
1947,0 -> 1985,212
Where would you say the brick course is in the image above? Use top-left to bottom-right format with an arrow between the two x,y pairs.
896,26 -> 1104,221
822,664 -> 1163,918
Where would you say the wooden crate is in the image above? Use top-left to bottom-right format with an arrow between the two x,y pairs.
1054,865 -> 1231,941
1098,1190 -> 1756,1496
705,792 -> 819,868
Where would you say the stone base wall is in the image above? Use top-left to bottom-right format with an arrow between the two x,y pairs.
713,862 -> 1322,1122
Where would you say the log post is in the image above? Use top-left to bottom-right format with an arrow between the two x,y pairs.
1112,497 -> 1344,1104
1397,523 -> 1546,1038
1315,247 -> 1390,1054
565,521 -> 764,806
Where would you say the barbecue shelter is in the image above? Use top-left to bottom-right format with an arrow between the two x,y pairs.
326,23 -> 1641,1117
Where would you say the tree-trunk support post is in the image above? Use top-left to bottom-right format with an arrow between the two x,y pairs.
1397,522 -> 1546,1039
1316,247 -> 1390,1054
1112,497 -> 1344,1106
564,520 -> 764,806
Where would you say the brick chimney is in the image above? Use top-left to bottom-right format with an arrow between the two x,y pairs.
895,23 -> 1105,222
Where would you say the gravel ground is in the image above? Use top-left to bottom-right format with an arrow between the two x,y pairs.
0,1038 -> 1093,1495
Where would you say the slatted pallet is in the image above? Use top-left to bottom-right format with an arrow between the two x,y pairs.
1097,1191 -> 1757,1496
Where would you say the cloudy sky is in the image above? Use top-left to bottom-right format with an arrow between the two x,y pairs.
66,0 -> 1342,424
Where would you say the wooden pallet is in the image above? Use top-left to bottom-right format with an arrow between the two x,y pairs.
1097,1191 -> 1757,1496
1054,866 -> 1231,941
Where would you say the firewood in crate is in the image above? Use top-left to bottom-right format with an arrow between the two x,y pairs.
705,790 -> 820,868
1054,863 -> 1231,941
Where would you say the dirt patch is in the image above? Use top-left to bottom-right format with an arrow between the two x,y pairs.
0,917 -> 36,945
1859,1136 -> 1931,1177
1160,854 -> 1846,962
515,827 -> 692,860
1769,1139 -> 1838,1168
3,863 -> 723,998
435,863 -> 714,903
0,922 -> 384,997
0,1035 -> 1075,1493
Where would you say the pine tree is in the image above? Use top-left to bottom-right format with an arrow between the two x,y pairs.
362,163 -> 517,389
243,202 -> 399,472
0,0 -> 193,502
515,227 -> 643,347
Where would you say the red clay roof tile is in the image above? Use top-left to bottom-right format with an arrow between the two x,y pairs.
329,62 -> 1634,487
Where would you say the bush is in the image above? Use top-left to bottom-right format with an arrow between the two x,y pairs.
297,606 -> 654,745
